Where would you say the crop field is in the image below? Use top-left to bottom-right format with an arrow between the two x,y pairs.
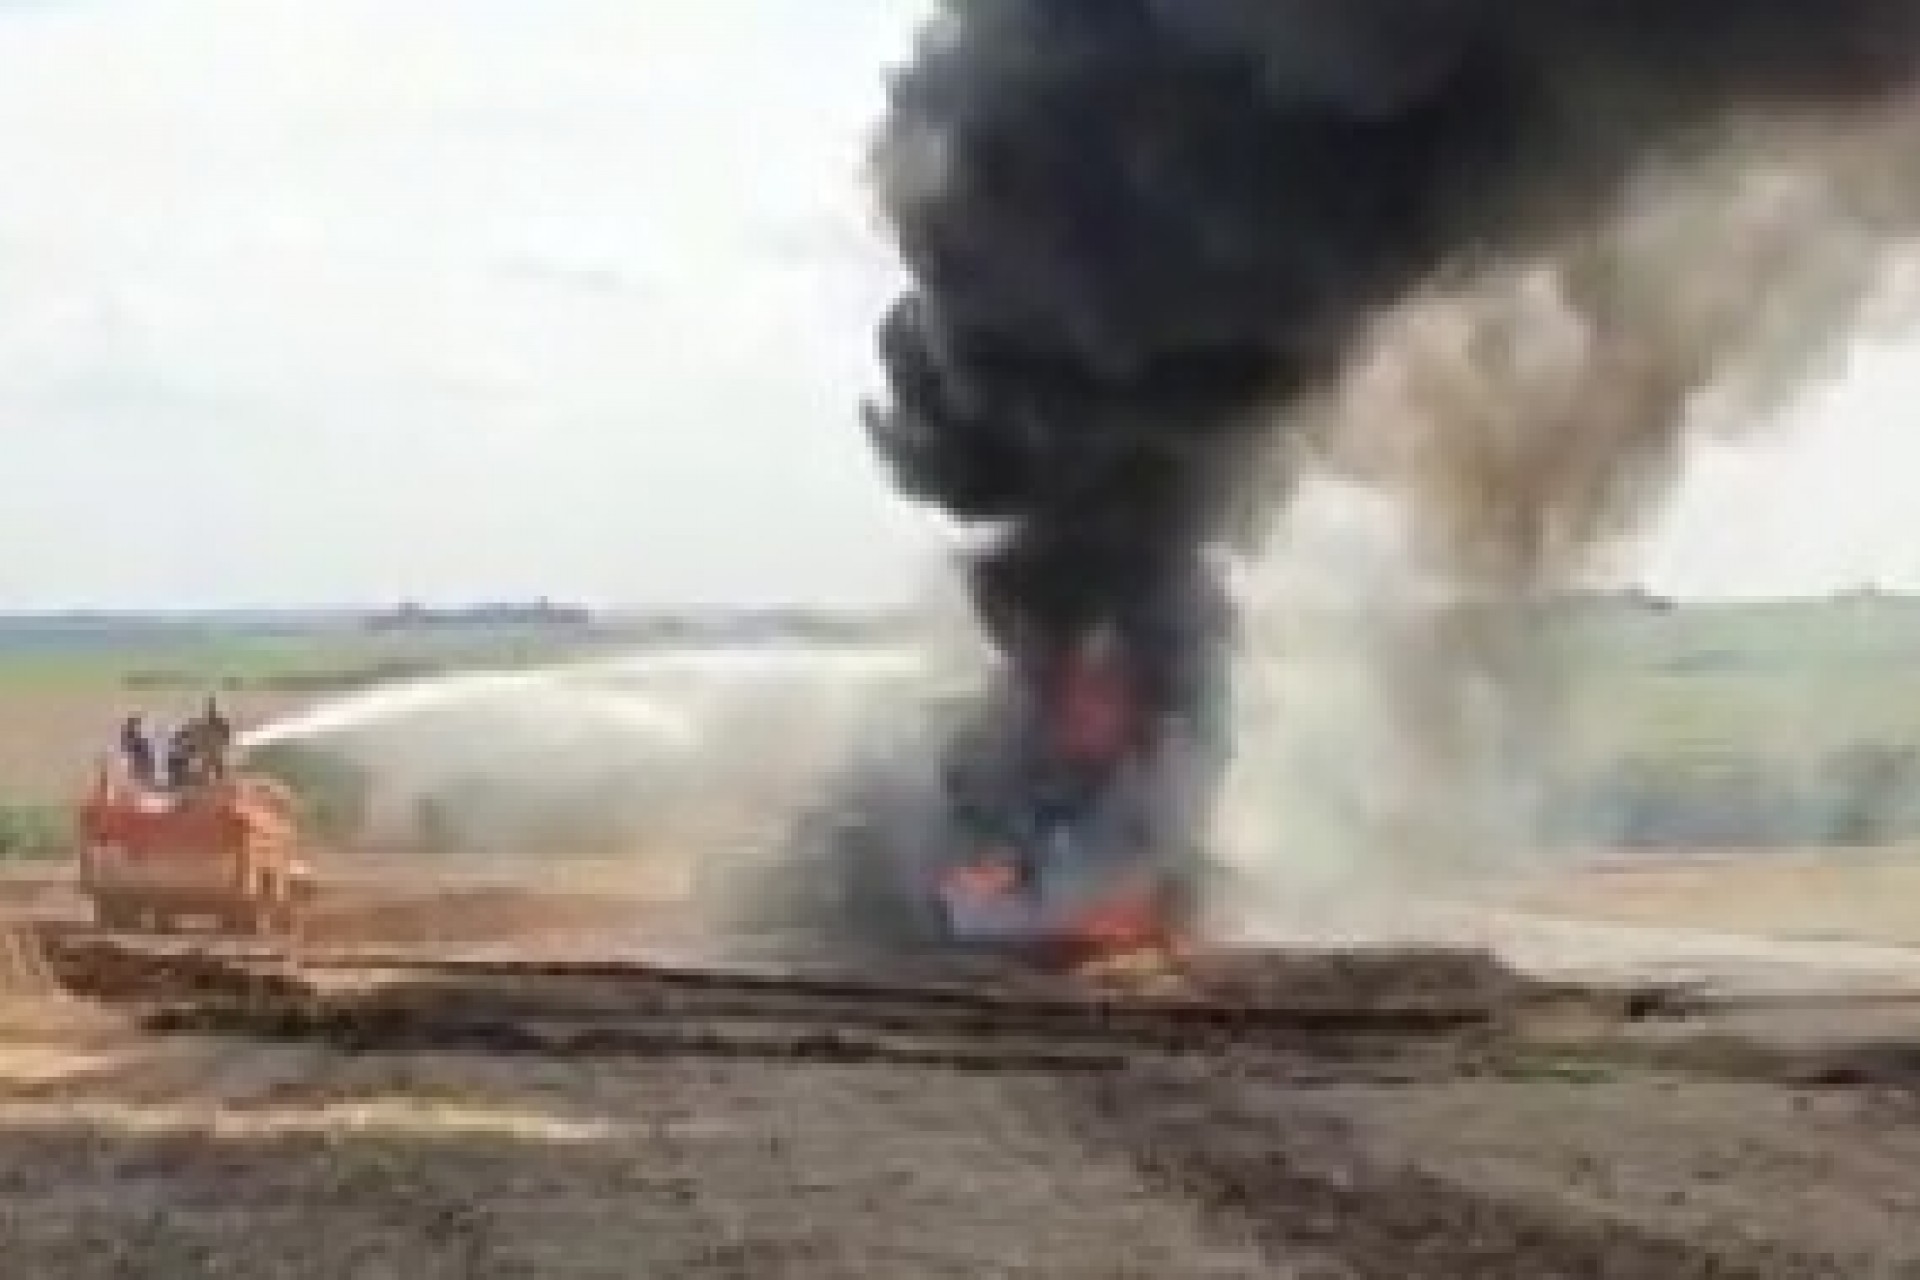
1561,595 -> 1920,746
4,600 -> 1920,1276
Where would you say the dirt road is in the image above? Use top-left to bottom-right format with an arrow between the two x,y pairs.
4,862 -> 1920,1278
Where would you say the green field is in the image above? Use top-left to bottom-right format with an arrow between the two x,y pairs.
1564,597 -> 1920,753
0,626 -> 614,693
1549,595 -> 1920,846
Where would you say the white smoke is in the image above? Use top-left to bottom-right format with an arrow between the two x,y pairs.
1209,100 -> 1920,936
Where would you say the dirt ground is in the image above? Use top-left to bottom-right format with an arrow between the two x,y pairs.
4,856 -> 1920,1278
1513,850 -> 1920,947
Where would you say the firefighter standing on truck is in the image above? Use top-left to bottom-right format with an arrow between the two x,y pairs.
162,698 -> 234,788
119,715 -> 156,788
199,697 -> 234,778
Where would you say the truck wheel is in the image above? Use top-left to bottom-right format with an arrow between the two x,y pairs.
262,900 -> 296,938
234,903 -> 267,937
241,895 -> 295,939
92,898 -> 133,931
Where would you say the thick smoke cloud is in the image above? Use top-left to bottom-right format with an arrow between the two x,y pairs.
864,0 -> 1920,638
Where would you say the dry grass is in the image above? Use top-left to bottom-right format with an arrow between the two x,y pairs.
1512,849 -> 1920,946
0,925 -> 55,997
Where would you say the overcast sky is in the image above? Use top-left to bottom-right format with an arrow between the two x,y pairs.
0,0 -> 1915,609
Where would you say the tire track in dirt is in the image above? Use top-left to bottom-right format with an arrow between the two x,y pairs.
40,929 -> 1919,1274
1060,1059 -> 1856,1279
592,1057 -> 1287,1278
0,1038 -> 633,1279
0,1038 -> 523,1278
44,936 -> 1625,1064
9,937 -> 1604,1275
0,1017 -> 1300,1276
144,1000 -> 1137,1074
128,976 -> 1499,1070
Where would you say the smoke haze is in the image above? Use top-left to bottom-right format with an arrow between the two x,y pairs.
862,0 -> 1920,920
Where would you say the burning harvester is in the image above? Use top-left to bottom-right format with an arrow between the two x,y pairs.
844,0 -> 1920,958
921,527 -> 1238,954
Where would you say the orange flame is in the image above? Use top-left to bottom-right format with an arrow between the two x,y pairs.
941,857 -> 1021,901
940,855 -> 1186,969
1069,889 -> 1161,948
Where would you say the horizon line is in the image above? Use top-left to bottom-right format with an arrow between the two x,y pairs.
0,585 -> 1914,621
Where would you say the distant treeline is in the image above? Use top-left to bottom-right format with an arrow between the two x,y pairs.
0,604 -> 926,650
112,611 -> 928,696
122,661 -> 447,695
357,606 -> 924,649
19,588 -> 1920,653
363,600 -> 596,631
589,609 -> 919,645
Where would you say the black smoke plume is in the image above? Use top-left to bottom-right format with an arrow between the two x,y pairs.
864,0 -> 1920,665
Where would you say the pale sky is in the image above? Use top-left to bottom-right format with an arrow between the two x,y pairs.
0,0 -> 1915,609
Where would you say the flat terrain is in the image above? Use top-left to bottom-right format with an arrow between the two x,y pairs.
5,855 -> 1920,1279
1515,851 -> 1920,948
5,606 -> 1920,1275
